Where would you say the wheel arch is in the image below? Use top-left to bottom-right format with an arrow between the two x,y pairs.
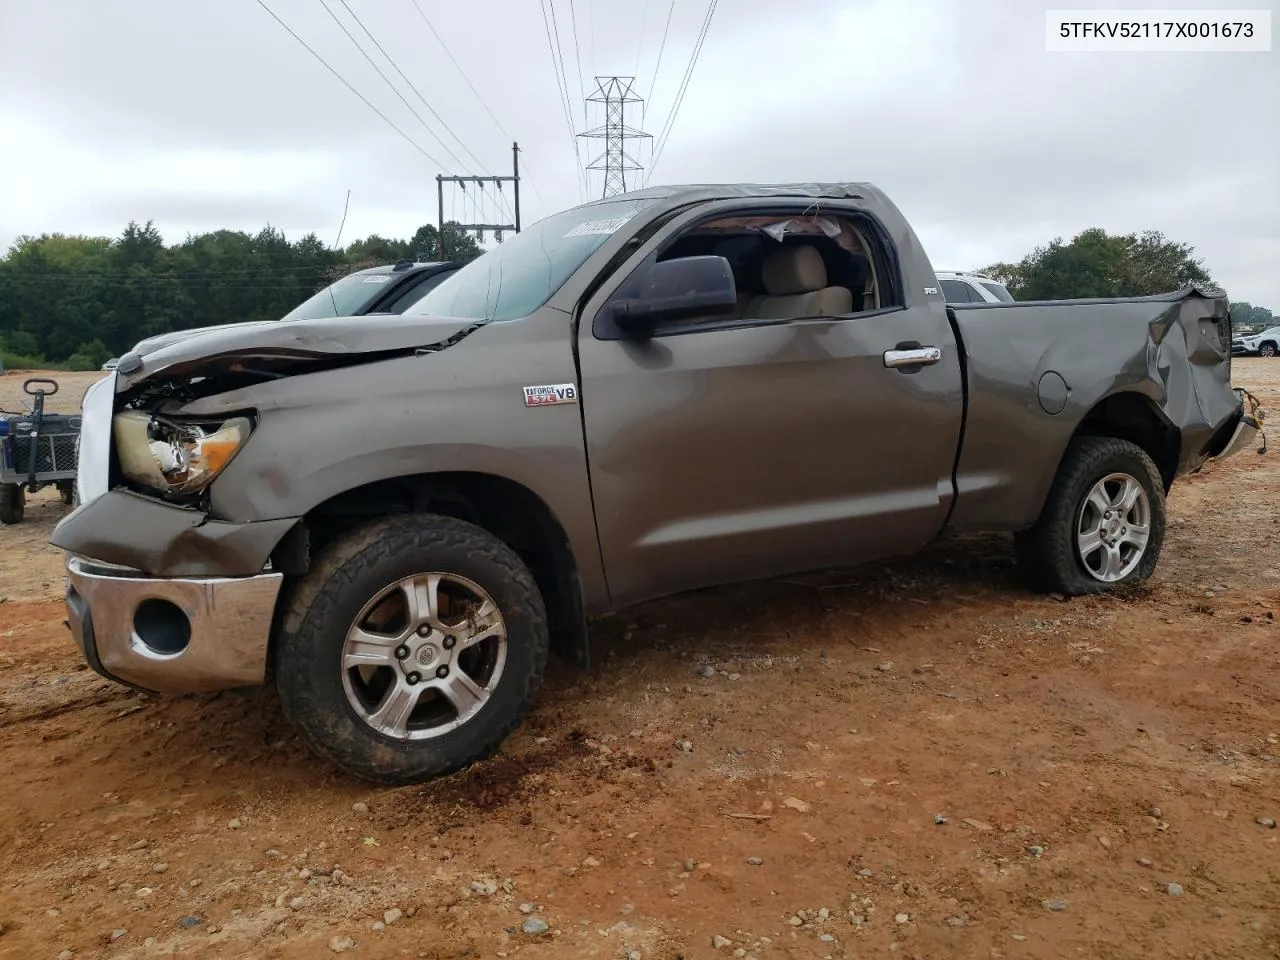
276,471 -> 591,670
1068,391 -> 1181,492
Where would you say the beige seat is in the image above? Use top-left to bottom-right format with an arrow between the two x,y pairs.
743,246 -> 853,320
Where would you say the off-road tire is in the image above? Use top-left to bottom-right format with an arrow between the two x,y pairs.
0,483 -> 24,524
273,513 -> 549,785
1014,436 -> 1165,596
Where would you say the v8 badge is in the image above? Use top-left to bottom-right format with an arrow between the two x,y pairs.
523,383 -> 578,407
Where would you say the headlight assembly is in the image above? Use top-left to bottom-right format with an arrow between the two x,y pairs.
113,410 -> 253,497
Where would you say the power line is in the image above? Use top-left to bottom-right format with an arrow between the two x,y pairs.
540,0 -> 586,200
633,0 -> 652,78
643,0 -> 678,126
404,2 -> 508,146
332,0 -> 514,223
587,0 -> 597,79
547,0 -> 587,198
648,0 -> 717,184
250,0 -> 445,167
4,264 -> 343,280
1,276 -> 337,291
335,0 -> 490,176
316,0 -> 466,169
568,0 -> 588,126
405,0 -> 546,207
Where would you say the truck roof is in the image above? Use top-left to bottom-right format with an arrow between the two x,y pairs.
592,181 -> 893,207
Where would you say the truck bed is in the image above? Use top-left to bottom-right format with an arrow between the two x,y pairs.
946,286 -> 1237,533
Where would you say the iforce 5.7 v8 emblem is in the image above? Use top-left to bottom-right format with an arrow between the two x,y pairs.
523,383 -> 578,407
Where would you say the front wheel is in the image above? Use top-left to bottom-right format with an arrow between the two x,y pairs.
274,513 -> 549,785
1014,436 -> 1165,595
1260,342 -> 1277,358
0,483 -> 24,524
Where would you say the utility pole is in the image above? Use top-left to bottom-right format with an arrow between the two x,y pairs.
578,77 -> 651,198
435,142 -> 522,259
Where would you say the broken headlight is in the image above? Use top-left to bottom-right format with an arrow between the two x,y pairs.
113,410 -> 253,497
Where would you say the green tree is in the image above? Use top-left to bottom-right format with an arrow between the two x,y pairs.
982,227 -> 1215,301
408,222 -> 485,263
344,234 -> 411,267
0,218 -> 492,365
1229,301 -> 1275,331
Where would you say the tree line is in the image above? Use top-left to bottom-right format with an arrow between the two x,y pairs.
1,220 -> 1272,371
0,220 -> 484,370
981,227 -> 1272,330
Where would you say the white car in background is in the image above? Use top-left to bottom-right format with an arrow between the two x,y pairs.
937,271 -> 1015,304
1231,325 -> 1280,358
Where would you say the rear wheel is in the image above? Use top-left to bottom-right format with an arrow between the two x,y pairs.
1015,436 -> 1165,595
274,513 -> 549,785
0,483 -> 24,524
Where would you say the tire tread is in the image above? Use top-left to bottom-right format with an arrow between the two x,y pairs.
274,513 -> 548,785
1015,435 -> 1165,596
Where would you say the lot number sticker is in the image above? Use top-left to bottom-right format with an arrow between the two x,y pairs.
564,216 -> 633,238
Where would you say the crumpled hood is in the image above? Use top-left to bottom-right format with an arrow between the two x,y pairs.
129,321 -> 269,357
116,313 -> 484,389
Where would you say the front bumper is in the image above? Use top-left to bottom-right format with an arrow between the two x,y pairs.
65,554 -> 283,695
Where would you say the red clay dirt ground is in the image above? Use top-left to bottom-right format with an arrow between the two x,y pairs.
1,362 -> 1277,960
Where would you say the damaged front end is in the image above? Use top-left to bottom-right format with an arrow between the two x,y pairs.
51,313 -> 489,695
52,368 -> 290,695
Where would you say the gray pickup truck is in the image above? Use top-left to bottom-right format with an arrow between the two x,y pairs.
51,182 -> 1261,784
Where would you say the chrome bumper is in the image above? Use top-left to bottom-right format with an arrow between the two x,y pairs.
1208,391 -> 1265,464
65,554 -> 283,695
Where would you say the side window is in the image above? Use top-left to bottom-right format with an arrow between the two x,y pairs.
611,210 -> 901,335
939,279 -> 973,303
979,281 -> 1014,302
381,269 -> 458,314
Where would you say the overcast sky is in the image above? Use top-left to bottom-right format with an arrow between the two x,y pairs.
1,0 -> 1276,306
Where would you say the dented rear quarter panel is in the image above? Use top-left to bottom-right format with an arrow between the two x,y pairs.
948,287 -> 1236,533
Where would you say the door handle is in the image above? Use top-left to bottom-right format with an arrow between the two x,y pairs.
883,346 -> 942,369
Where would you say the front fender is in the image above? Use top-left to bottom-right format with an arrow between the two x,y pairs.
176,313 -> 608,608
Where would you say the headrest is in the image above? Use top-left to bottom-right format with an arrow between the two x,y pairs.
761,245 -> 828,295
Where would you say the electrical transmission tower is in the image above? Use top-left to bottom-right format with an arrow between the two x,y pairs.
577,77 -> 651,198
436,142 -> 522,254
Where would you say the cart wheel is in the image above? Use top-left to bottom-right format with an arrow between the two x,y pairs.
0,483 -> 24,524
58,481 -> 75,506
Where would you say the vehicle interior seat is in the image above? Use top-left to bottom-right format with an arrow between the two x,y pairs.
743,245 -> 853,320
824,248 -> 874,312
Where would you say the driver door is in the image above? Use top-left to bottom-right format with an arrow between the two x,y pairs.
574,201 -> 965,609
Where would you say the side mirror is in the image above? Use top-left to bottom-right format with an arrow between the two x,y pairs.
609,255 -> 738,335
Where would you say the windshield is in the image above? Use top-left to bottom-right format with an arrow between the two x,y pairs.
402,197 -> 653,321
979,280 -> 1014,302
280,271 -> 393,320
